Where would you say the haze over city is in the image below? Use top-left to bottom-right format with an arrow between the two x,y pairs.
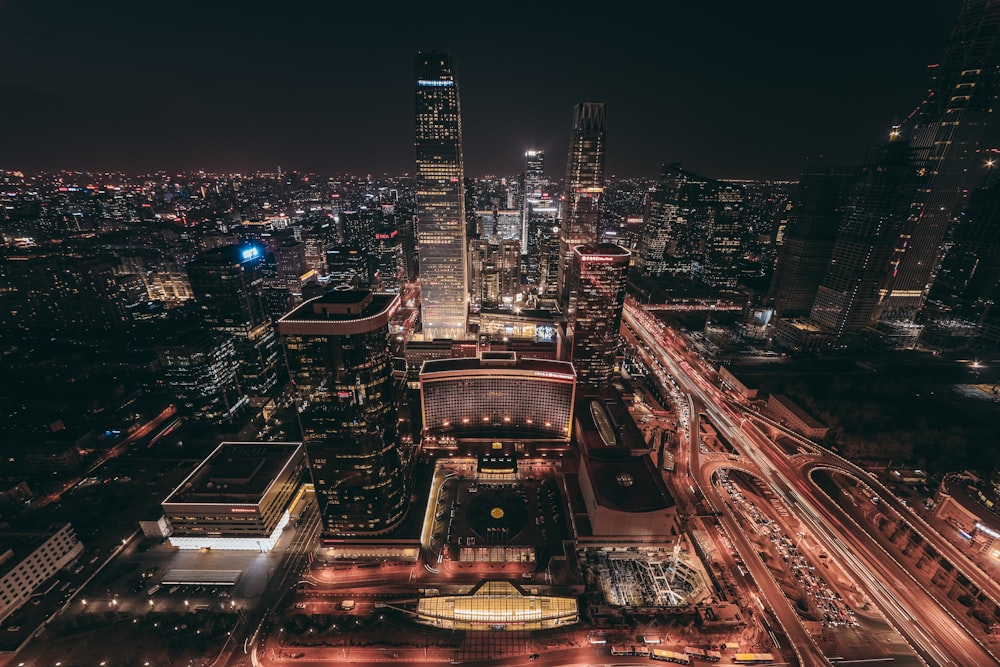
0,0 -> 962,178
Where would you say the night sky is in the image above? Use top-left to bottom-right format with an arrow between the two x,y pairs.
0,1 -> 961,179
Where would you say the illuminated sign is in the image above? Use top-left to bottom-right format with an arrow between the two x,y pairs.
976,522 -> 1000,540
418,80 -> 454,87
578,255 -> 619,263
241,247 -> 260,260
230,507 -> 256,513
535,325 -> 555,342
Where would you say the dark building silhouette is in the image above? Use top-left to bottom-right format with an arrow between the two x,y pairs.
886,0 -> 1000,319
810,141 -> 927,343
768,165 -> 856,318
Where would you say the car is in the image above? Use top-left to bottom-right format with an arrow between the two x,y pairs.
529,654 -> 540,661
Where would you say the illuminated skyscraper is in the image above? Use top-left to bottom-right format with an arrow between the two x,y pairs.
415,50 -> 468,340
278,290 -> 406,536
186,245 -> 281,400
567,243 -> 630,388
558,103 -> 606,307
884,0 -> 1000,318
522,150 -> 545,255
635,163 -> 745,288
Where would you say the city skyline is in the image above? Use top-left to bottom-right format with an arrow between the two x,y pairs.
3,2 -> 1000,665
0,1 -> 962,179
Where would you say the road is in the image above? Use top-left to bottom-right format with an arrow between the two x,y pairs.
624,303 -> 1000,667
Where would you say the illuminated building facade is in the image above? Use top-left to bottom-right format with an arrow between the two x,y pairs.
162,442 -> 305,552
558,103 -> 606,307
186,244 -> 281,400
419,352 -> 576,441
567,243 -> 630,388
155,330 -> 248,425
278,290 -> 407,535
415,50 -> 469,340
416,580 -> 578,631
522,149 -> 545,255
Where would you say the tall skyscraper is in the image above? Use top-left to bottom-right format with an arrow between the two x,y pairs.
885,0 -> 1000,318
926,163 -> 1000,326
634,163 -> 745,287
155,330 -> 247,425
567,243 -> 630,388
278,290 -> 407,536
768,165 -> 856,318
558,103 -> 606,307
415,50 -> 468,340
635,164 -> 686,277
186,245 -> 281,400
522,150 -> 545,255
810,141 -> 927,343
695,183 -> 744,288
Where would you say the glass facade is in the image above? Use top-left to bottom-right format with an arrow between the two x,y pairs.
558,103 -> 606,307
279,291 -> 407,535
186,245 -> 281,398
569,243 -> 630,388
415,51 -> 469,340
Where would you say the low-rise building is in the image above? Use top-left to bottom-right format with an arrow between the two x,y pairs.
0,523 -> 84,623
764,394 -> 829,439
162,441 -> 305,551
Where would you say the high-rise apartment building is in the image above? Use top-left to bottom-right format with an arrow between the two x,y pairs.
885,0 -> 1000,318
415,50 -> 468,340
768,166 -> 856,318
278,290 -> 407,536
186,245 -> 281,400
567,243 -> 630,388
558,103 -> 606,307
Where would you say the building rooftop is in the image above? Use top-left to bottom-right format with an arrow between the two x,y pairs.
574,392 -> 675,513
163,442 -> 303,505
573,242 -> 631,258
420,355 -> 576,379
279,290 -> 397,322
277,290 -> 399,335
585,453 -> 675,513
769,394 -> 826,430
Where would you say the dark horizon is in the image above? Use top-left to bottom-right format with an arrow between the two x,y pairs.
0,1 -> 961,180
